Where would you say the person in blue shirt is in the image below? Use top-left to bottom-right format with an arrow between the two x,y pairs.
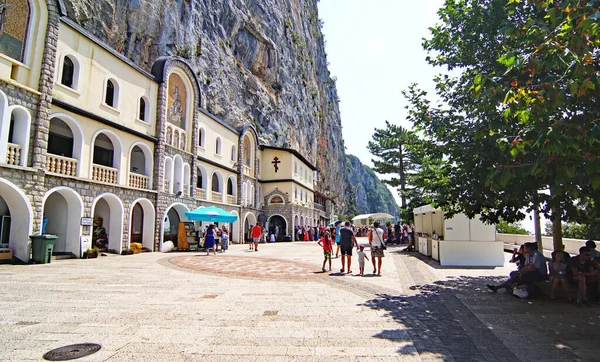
519,242 -> 548,298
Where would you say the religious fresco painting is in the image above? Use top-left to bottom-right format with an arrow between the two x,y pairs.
0,0 -> 31,62
167,73 -> 187,130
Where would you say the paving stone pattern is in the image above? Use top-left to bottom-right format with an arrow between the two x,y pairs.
0,238 -> 598,361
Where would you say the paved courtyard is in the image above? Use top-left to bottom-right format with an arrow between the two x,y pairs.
1,238 -> 599,361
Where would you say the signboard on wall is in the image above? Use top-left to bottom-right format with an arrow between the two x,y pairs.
80,217 -> 93,226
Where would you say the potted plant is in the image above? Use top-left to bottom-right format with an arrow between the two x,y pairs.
83,246 -> 99,259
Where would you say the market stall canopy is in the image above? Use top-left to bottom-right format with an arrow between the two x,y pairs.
185,206 -> 238,223
351,213 -> 394,226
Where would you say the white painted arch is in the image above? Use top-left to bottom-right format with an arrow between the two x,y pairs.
230,210 -> 240,243
91,193 -> 124,254
128,141 -> 154,188
90,129 -> 124,183
160,203 -> 190,250
42,187 -> 84,258
0,177 -> 33,262
128,198 -> 155,251
49,113 -> 85,176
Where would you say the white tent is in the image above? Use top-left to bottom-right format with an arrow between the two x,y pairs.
351,213 -> 394,226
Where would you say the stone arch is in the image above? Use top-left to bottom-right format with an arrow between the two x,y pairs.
91,193 -> 124,253
129,198 -> 155,251
0,177 -> 33,261
90,129 -> 123,184
48,113 -> 84,176
42,187 -> 84,258
128,141 -> 153,189
160,203 -> 190,250
264,189 -> 288,204
230,210 -> 240,243
267,214 -> 288,240
243,212 -> 257,237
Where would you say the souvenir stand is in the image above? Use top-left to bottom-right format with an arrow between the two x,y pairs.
413,205 -> 504,267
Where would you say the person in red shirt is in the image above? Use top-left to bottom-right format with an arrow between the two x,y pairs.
251,224 -> 262,252
317,231 -> 333,272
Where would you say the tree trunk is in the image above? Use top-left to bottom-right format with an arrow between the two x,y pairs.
549,186 -> 563,252
533,201 -> 543,251
398,144 -> 406,208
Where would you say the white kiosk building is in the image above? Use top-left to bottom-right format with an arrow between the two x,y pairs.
413,205 -> 504,267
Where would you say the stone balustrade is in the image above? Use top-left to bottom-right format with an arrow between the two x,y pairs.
196,188 -> 206,200
6,143 -> 21,166
129,173 -> 149,189
243,165 -> 252,177
226,194 -> 235,204
211,191 -> 222,202
46,154 -> 77,176
92,164 -> 118,184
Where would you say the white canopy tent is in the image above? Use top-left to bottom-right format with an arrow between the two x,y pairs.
351,213 -> 394,226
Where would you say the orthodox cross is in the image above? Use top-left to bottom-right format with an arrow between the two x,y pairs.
272,157 -> 281,172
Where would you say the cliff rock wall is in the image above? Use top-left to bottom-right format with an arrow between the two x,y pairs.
60,0 -> 345,197
344,155 -> 400,218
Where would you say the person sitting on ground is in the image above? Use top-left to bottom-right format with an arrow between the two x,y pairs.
567,246 -> 600,305
518,242 -> 548,299
549,250 -> 571,302
488,244 -> 526,292
586,240 -> 599,260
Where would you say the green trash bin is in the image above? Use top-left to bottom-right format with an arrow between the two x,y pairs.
30,234 -> 57,264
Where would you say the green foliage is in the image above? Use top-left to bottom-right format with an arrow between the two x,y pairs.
178,45 -> 190,58
545,221 -> 600,240
405,0 -> 600,251
496,220 -> 529,235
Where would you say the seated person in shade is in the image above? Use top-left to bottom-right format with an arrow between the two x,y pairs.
548,250 -> 571,302
567,247 -> 600,305
519,242 -> 548,299
487,244 -> 526,292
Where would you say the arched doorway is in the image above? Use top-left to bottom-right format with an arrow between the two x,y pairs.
243,212 -> 257,241
161,203 -> 190,250
230,210 -> 240,243
267,215 -> 287,242
129,198 -> 155,251
42,187 -> 83,257
0,178 -> 32,261
91,193 -> 124,253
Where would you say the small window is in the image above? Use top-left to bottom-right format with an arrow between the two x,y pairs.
105,80 -> 115,107
8,115 -> 15,143
231,145 -> 236,161
227,178 -> 234,195
61,57 -> 75,88
198,128 -> 205,147
211,173 -> 220,192
139,98 -> 146,121
196,173 -> 203,188
215,137 -> 221,155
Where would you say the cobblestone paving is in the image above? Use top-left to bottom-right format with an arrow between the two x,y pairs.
0,240 -> 599,361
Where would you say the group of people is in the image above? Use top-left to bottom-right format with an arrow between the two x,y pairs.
201,224 -> 229,255
488,240 -> 600,304
317,221 -> 386,276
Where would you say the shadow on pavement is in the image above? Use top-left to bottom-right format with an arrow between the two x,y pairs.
361,274 -> 600,361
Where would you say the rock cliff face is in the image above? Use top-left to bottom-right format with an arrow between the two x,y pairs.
344,155 -> 400,218
60,0 -> 345,197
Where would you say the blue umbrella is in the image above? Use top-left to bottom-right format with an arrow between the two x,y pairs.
185,206 -> 238,223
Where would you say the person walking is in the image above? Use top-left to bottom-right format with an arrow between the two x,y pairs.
220,225 -> 229,252
203,224 -> 216,256
357,245 -> 369,276
339,221 -> 358,274
251,223 -> 262,251
369,222 -> 385,275
317,231 -> 333,272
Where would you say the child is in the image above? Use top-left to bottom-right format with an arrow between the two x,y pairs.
317,231 -> 333,272
357,245 -> 369,276
549,250 -> 571,302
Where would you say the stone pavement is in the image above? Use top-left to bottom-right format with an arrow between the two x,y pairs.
0,238 -> 599,361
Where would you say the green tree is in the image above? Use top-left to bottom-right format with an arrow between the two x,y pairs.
367,121 -> 419,216
496,220 -> 529,235
406,0 -> 600,251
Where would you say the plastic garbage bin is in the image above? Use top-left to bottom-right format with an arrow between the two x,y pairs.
30,234 -> 57,264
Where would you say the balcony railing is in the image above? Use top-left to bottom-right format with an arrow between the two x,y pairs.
196,188 -> 206,200
315,203 -> 326,212
211,191 -> 222,202
92,164 -> 118,184
6,143 -> 21,166
129,173 -> 149,189
226,194 -> 235,204
46,154 -> 77,176
243,165 -> 252,177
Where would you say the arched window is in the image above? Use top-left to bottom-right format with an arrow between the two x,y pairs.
231,145 -> 236,161
61,57 -> 75,88
138,98 -> 146,121
198,128 -> 205,147
227,178 -> 234,195
211,173 -> 220,192
196,173 -> 203,188
0,0 -> 30,62
243,137 -> 252,167
215,137 -> 221,155
270,196 -> 284,204
105,79 -> 119,108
